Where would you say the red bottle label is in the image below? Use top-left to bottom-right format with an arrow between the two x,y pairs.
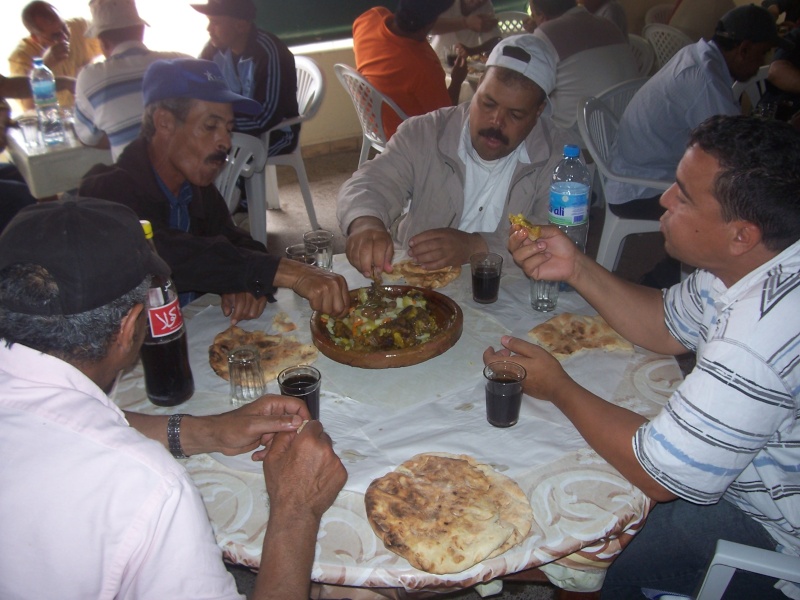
147,298 -> 184,338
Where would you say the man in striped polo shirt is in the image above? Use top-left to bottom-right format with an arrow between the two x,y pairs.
499,114 -> 800,599
74,0 -> 185,160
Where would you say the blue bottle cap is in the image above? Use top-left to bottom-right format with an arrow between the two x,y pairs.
563,144 -> 580,158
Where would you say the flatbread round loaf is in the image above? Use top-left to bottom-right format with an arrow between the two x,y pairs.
208,326 -> 317,382
365,453 -> 533,574
527,313 -> 633,361
383,260 -> 461,289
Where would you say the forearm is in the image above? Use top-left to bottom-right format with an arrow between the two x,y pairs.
124,412 -> 216,456
768,60 -> 800,95
569,253 -> 685,355
549,378 -> 676,502
253,508 -> 320,600
448,80 -> 463,106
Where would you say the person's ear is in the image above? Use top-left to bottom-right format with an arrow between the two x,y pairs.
117,303 -> 145,353
729,220 -> 762,257
153,107 -> 177,135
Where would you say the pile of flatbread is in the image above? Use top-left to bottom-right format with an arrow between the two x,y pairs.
383,260 -> 461,289
365,453 -> 533,574
527,313 -> 633,360
208,319 -> 317,382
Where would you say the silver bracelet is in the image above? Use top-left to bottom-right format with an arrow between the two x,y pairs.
167,413 -> 189,459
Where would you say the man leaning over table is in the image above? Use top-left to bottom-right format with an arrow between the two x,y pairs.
79,58 -> 350,325
489,115 -> 800,599
338,34 -> 572,278
0,198 -> 347,600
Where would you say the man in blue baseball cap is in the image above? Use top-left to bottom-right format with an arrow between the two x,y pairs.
79,58 -> 350,324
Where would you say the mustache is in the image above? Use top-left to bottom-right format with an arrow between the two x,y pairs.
206,150 -> 229,164
478,128 -> 509,145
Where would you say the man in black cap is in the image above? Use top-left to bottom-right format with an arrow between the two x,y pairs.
191,0 -> 299,156
79,58 -> 350,324
353,0 -> 468,140
0,198 -> 347,599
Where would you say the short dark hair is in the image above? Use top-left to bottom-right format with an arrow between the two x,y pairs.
140,97 -> 194,142
0,264 -> 149,363
529,0 -> 576,19
711,34 -> 743,52
688,114 -> 800,252
21,0 -> 57,31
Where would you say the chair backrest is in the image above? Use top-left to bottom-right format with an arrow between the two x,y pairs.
628,34 -> 655,78
495,11 -> 529,38
577,97 -> 620,181
644,2 -> 675,26
642,23 -> 692,70
333,63 -> 409,151
292,55 -> 325,123
595,77 -> 649,121
215,132 -> 267,213
731,64 -> 770,113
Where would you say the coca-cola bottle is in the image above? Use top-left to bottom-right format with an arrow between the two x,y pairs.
139,221 -> 194,406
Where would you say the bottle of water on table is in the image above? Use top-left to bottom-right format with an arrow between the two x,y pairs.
551,144 -> 591,292
30,57 -> 65,146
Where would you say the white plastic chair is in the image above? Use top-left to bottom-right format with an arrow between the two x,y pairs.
495,11 -> 529,38
644,3 -> 675,26
215,131 -> 267,242
334,63 -> 410,168
596,76 -> 651,121
577,93 -> 671,272
642,23 -> 692,70
731,64 -> 770,113
258,55 -> 323,232
628,34 -> 655,78
652,540 -> 800,600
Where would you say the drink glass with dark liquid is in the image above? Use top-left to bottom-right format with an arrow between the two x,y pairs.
470,252 -> 503,304
278,365 -> 321,420
483,361 -> 526,427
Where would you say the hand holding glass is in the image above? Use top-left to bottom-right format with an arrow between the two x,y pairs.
483,361 -> 526,427
278,365 -> 321,420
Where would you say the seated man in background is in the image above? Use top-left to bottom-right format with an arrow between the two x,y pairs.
79,59 -> 350,324
0,198 -> 347,599
501,114 -> 800,600
429,0 -> 501,60
607,5 -> 790,214
339,35 -> 572,276
353,0 -> 467,140
9,1 -> 102,110
192,0 -> 299,156
529,0 -> 638,140
74,0 -> 186,160
762,25 -> 800,120
581,0 -> 627,37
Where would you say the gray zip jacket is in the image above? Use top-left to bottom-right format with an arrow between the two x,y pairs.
337,103 -> 572,262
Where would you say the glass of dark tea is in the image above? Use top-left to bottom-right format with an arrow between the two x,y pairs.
277,365 -> 321,420
470,252 -> 503,304
483,361 -> 526,428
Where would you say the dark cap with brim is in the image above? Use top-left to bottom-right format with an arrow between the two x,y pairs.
190,0 -> 256,21
0,198 -> 170,316
142,58 -> 261,115
715,5 -> 794,51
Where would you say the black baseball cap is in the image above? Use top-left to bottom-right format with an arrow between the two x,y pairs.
396,0 -> 455,31
0,198 -> 170,316
190,0 -> 256,21
715,5 -> 794,51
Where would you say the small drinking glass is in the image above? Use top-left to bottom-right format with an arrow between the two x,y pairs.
531,278 -> 559,312
278,365 -> 321,420
470,252 -> 503,304
228,346 -> 266,406
483,361 -> 526,428
285,242 -> 318,265
17,116 -> 40,148
303,229 -> 333,271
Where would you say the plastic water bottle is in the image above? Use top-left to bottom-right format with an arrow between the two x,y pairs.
550,144 -> 590,292
30,57 -> 65,146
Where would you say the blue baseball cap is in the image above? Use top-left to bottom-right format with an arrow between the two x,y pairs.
142,58 -> 261,115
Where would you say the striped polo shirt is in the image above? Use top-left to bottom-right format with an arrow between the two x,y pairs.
74,41 -> 186,161
634,240 -> 800,557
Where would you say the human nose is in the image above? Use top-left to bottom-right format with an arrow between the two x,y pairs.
218,128 -> 232,151
659,184 -> 676,211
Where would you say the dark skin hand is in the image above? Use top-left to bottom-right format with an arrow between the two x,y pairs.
407,228 -> 488,269
221,291 -> 268,325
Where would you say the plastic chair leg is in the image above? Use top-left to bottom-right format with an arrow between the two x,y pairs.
264,165 -> 280,210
